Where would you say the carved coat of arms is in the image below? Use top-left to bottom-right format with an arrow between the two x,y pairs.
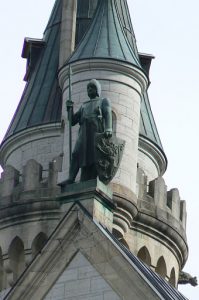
95,133 -> 125,185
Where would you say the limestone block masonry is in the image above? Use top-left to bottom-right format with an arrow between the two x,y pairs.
44,252 -> 121,300
0,124 -> 63,176
58,59 -> 148,195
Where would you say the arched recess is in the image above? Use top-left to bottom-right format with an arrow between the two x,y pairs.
155,256 -> 167,279
31,232 -> 48,258
119,238 -> 129,249
169,267 -> 176,287
137,246 -> 151,267
112,229 -> 129,249
8,237 -> 25,282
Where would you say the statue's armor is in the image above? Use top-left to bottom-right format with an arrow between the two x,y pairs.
71,97 -> 112,167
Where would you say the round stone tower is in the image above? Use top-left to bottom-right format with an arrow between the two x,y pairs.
0,0 -> 188,295
58,0 -> 149,195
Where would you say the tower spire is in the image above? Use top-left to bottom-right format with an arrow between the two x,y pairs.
59,0 -> 77,68
68,0 -> 141,67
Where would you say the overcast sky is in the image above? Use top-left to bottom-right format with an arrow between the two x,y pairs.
0,1 -> 198,299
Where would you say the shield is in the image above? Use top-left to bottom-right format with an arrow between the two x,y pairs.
95,133 -> 125,185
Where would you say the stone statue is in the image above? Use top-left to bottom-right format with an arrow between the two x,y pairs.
63,79 -> 113,184
178,271 -> 198,287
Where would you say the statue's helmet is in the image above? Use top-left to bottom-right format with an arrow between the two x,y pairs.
87,79 -> 101,97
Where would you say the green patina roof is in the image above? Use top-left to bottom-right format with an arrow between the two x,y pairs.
76,0 -> 98,46
3,0 -> 62,141
115,0 -> 139,60
75,0 -> 139,59
68,0 -> 141,66
140,92 -> 163,148
2,0 -> 164,154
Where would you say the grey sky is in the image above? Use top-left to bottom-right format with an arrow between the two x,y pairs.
0,1 -> 198,298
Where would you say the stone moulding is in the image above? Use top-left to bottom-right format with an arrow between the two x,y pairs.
132,214 -> 188,268
0,201 -> 61,231
111,182 -> 138,236
58,58 -> 149,94
0,123 -> 62,169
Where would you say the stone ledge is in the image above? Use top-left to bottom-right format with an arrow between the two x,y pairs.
133,211 -> 188,267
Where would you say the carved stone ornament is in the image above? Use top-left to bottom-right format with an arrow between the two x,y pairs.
178,271 -> 198,286
95,133 -> 125,185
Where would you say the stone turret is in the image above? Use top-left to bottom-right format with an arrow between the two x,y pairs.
58,0 -> 148,195
0,0 -> 189,295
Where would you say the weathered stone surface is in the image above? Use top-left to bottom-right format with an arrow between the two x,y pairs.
1,165 -> 20,197
48,160 -> 59,188
45,253 -> 121,300
23,160 -> 42,191
1,126 -> 63,177
59,178 -> 114,232
167,188 -> 180,220
136,167 -> 147,199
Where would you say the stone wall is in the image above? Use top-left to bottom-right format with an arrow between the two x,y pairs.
0,124 -> 63,176
44,252 -> 121,300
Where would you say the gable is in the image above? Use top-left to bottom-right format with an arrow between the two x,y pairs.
5,203 -> 164,300
44,251 -> 121,300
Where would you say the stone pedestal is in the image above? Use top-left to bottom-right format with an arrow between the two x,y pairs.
59,178 -> 114,232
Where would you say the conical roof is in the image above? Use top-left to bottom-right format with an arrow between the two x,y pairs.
140,92 -> 163,148
2,0 -> 164,154
68,0 -> 141,67
2,0 -> 62,142
115,0 -> 139,59
75,0 -> 139,58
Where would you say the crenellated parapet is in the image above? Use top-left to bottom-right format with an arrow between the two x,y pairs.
136,168 -> 187,233
0,158 -> 62,206
132,167 -> 188,276
113,167 -> 187,242
0,158 -> 63,252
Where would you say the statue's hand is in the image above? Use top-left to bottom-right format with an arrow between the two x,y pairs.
66,100 -> 73,111
104,131 -> 112,138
